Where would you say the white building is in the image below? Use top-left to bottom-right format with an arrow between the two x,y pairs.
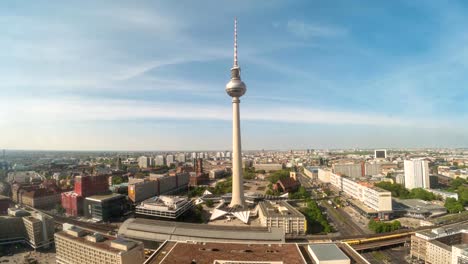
137,156 -> 150,169
308,244 -> 350,264
404,159 -> 430,189
166,155 -> 175,167
176,153 -> 186,163
154,155 -> 165,166
329,172 -> 392,214
318,168 -> 331,183
136,196 -> 192,219
257,201 -> 306,235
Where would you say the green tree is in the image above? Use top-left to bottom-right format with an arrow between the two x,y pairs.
444,198 -> 465,213
112,176 -> 124,185
268,169 -> 291,183
205,200 -> 214,207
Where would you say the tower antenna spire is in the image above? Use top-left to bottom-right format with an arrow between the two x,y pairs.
234,17 -> 238,67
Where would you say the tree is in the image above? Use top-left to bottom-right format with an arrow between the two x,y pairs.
205,200 -> 214,207
55,204 -> 65,215
368,219 -> 401,233
268,169 -> 291,183
112,176 -> 124,185
444,198 -> 464,213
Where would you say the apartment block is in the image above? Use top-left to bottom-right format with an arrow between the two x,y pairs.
55,225 -> 144,264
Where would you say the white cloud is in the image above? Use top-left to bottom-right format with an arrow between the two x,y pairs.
0,96 -> 458,129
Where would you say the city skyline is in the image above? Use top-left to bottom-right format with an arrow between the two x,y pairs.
1,1 -> 468,151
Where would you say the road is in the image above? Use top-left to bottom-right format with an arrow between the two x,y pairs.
322,201 -> 366,237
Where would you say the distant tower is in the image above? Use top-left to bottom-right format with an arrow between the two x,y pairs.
226,18 -> 247,208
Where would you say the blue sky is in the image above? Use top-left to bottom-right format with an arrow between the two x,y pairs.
1,0 -> 467,150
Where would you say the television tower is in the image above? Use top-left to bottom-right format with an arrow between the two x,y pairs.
226,18 -> 247,208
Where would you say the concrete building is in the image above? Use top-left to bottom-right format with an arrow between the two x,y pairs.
253,163 -> 283,172
154,155 -> 165,166
135,195 -> 192,219
318,168 -> 331,183
257,201 -> 306,234
393,198 -> 447,219
166,154 -> 174,167
84,193 -> 127,222
374,149 -> 387,159
118,218 -> 285,243
154,241 -> 306,264
0,212 -> 54,249
209,169 -> 225,179
55,225 -> 144,264
308,243 -> 351,264
404,159 -> 430,189
364,162 -> 382,176
304,166 -> 319,179
411,223 -> 468,263
128,173 -> 189,203
176,153 -> 186,163
452,244 -> 468,264
138,156 -> 150,168
332,163 -> 363,178
20,188 -> 61,209
329,172 -> 392,218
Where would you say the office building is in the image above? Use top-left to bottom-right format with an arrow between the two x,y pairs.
257,201 -> 306,234
374,149 -> 387,159
62,174 -> 110,216
404,159 -> 430,189
135,195 -> 192,219
84,193 -> 127,222
20,188 -> 61,209
55,225 -> 144,264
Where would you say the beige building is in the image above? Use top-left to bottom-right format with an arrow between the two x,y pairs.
0,212 -> 54,249
22,213 -> 54,249
411,224 -> 468,263
318,168 -> 331,183
55,225 -> 144,264
257,201 -> 306,234
329,172 -> 392,214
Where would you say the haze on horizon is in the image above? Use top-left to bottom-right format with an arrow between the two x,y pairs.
1,0 -> 468,151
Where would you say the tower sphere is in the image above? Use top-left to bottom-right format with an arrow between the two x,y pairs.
226,71 -> 247,97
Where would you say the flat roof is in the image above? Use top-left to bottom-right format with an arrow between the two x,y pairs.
56,229 -> 139,253
118,218 -> 285,243
156,242 -> 305,264
258,201 -> 305,218
308,243 -> 350,261
85,193 -> 124,202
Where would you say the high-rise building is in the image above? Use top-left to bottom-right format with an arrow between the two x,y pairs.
166,154 -> 175,167
374,149 -> 387,159
404,159 -> 430,189
138,156 -> 150,168
176,153 -> 186,163
154,155 -> 165,166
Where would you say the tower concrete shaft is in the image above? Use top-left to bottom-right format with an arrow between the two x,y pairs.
229,97 -> 245,208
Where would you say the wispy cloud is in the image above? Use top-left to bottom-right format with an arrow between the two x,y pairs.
286,19 -> 347,38
1,96 -> 461,129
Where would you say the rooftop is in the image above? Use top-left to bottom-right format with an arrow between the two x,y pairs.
118,218 -> 285,243
155,242 -> 305,264
308,243 -> 350,262
258,201 -> 305,218
85,192 -> 124,202
57,226 -> 140,253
